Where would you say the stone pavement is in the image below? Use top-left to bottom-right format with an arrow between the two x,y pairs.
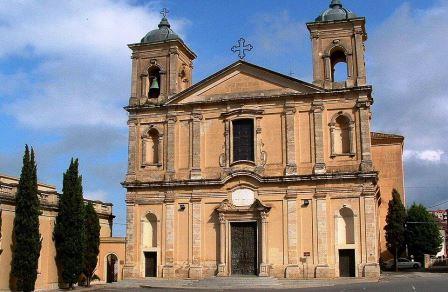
89,276 -> 378,291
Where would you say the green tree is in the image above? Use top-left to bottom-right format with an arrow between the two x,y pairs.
83,202 -> 100,287
406,203 -> 442,261
11,145 -> 42,291
54,159 -> 86,289
384,189 -> 407,271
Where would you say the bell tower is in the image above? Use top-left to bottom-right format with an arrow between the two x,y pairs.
128,12 -> 196,106
307,0 -> 367,89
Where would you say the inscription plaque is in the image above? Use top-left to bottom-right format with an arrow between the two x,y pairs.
231,189 -> 255,207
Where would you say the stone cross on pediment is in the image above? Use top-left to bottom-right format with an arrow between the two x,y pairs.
231,38 -> 253,60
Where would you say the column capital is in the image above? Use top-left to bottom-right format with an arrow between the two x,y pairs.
191,112 -> 203,121
311,100 -> 325,112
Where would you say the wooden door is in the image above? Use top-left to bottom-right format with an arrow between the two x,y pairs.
339,249 -> 355,277
145,252 -> 157,277
231,222 -> 257,275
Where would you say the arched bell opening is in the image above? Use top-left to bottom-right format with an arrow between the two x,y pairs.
148,67 -> 161,99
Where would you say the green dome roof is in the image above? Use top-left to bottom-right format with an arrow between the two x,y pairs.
141,17 -> 181,44
315,0 -> 357,22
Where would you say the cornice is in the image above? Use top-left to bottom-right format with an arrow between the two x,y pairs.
122,171 -> 378,189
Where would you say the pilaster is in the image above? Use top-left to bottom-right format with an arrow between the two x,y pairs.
285,193 -> 300,278
190,113 -> 203,180
362,192 -> 380,278
168,48 -> 179,96
127,119 -> 137,180
315,196 -> 330,278
189,197 -> 203,279
357,97 -> 373,172
162,195 -> 176,278
123,203 -> 137,278
312,101 -> 326,174
165,115 -> 176,180
284,107 -> 297,175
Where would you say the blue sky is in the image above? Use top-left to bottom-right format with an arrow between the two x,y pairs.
1,0 -> 448,236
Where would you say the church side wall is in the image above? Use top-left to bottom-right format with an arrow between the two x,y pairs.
371,141 -> 405,260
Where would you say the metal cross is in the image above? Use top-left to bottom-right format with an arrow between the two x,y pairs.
160,8 -> 169,18
231,38 -> 253,60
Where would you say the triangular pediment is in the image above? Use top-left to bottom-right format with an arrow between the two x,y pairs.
166,61 -> 322,105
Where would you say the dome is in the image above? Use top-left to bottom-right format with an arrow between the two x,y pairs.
315,0 -> 357,22
141,17 -> 181,44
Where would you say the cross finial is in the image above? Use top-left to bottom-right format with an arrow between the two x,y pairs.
231,38 -> 253,60
160,8 -> 169,18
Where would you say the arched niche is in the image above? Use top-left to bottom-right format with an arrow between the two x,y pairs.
142,125 -> 164,167
329,112 -> 355,157
142,212 -> 158,249
338,207 -> 355,245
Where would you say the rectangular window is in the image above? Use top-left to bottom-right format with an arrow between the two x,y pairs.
232,119 -> 254,162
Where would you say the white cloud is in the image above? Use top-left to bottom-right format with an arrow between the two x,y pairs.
84,189 -> 108,202
404,149 -> 445,163
0,0 -> 189,129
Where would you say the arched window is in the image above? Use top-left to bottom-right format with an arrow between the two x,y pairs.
338,207 -> 355,245
330,113 -> 353,156
142,213 -> 157,249
148,67 -> 161,99
143,128 -> 160,165
330,49 -> 348,82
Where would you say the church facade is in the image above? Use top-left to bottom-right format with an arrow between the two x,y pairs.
123,1 -> 405,280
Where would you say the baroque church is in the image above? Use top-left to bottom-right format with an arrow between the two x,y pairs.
122,0 -> 405,280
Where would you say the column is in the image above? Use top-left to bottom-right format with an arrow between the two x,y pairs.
123,203 -> 136,278
189,198 -> 203,279
190,113 -> 202,179
357,97 -> 373,172
217,214 -> 226,276
166,115 -> 176,180
363,193 -> 380,278
285,194 -> 300,278
163,196 -> 175,278
259,211 -> 269,277
315,196 -> 330,278
284,107 -> 297,175
312,101 -> 326,174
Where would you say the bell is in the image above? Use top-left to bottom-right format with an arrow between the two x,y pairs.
150,78 -> 159,90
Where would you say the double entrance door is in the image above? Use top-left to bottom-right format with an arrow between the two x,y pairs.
231,222 -> 258,275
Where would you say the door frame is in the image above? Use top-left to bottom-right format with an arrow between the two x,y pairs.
229,220 -> 259,276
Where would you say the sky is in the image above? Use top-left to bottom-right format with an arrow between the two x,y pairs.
1,0 -> 448,236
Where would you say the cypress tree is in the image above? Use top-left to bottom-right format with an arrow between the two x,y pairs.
54,159 -> 86,288
384,189 -> 407,271
406,203 -> 442,261
11,145 -> 42,291
83,202 -> 100,287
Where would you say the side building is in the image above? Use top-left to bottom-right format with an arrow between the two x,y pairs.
0,174 -> 126,290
